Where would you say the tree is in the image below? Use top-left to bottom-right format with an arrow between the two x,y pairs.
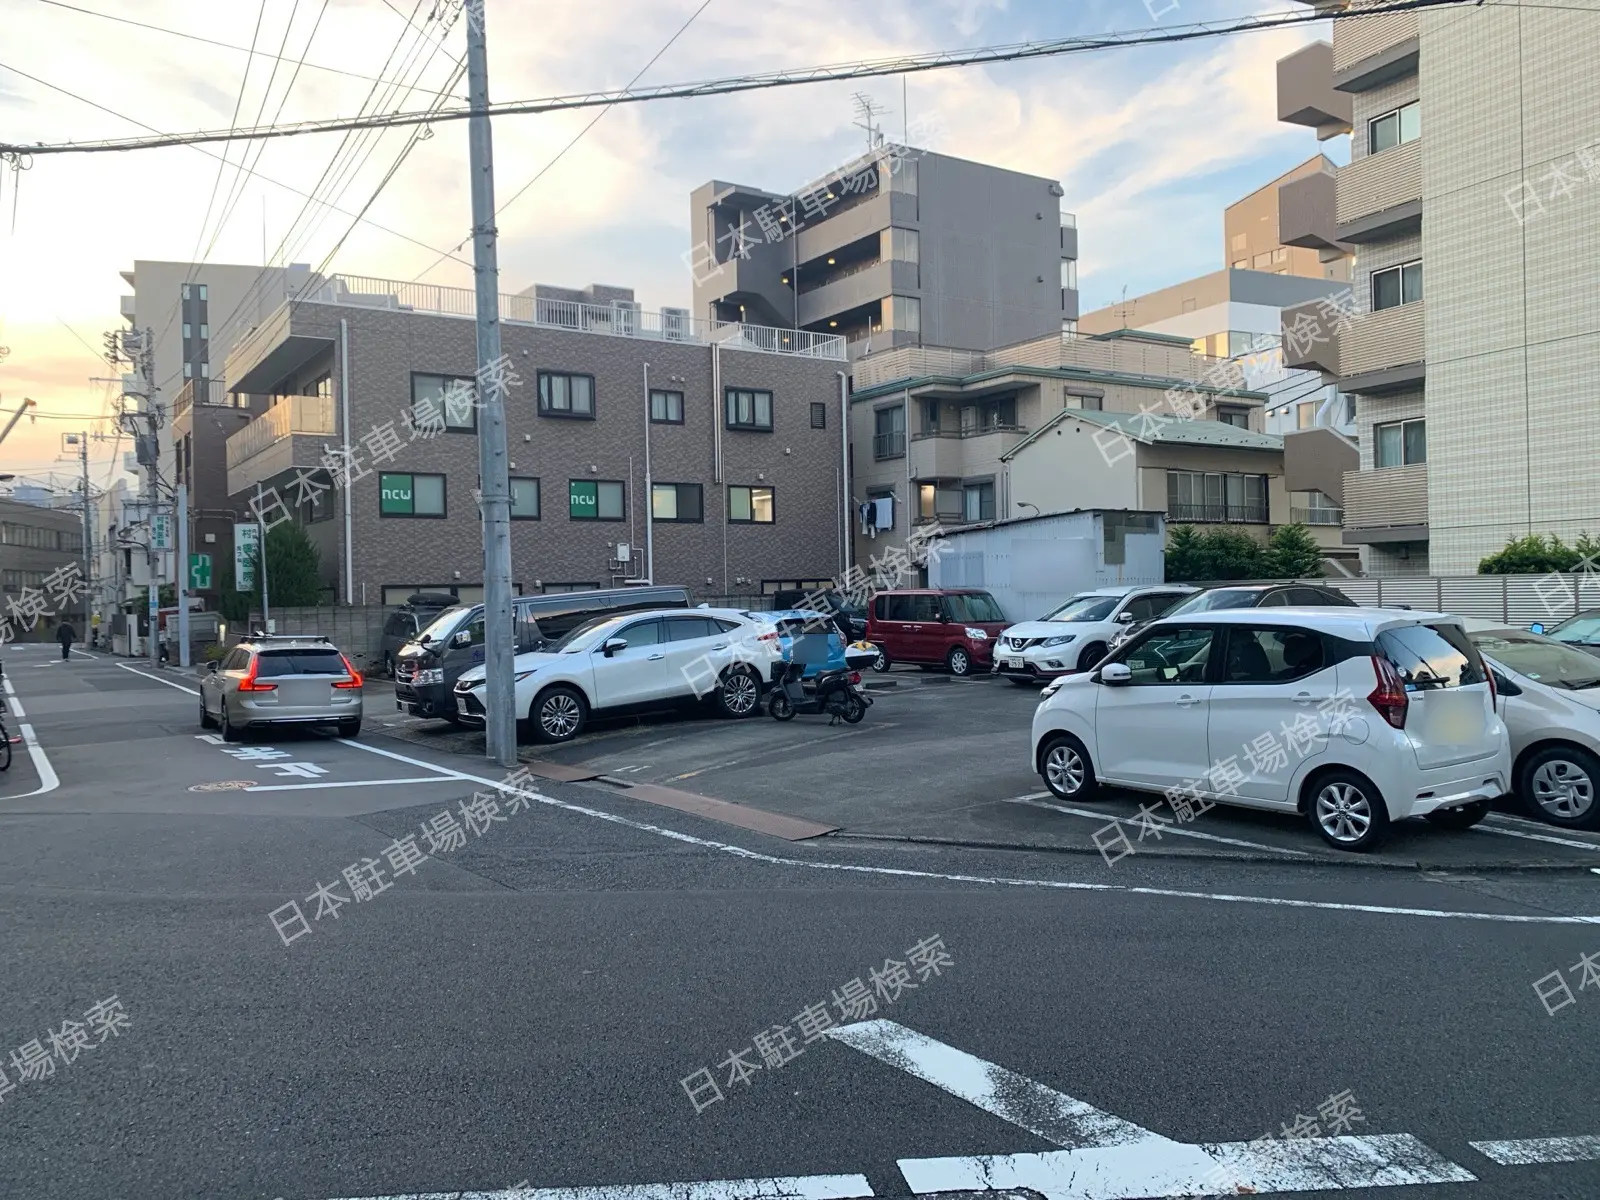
1265,523 -> 1324,579
262,521 -> 326,607
1478,533 -> 1600,574
1164,525 -> 1269,582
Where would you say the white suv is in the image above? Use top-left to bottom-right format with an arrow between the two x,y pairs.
1030,608 -> 1511,851
994,585 -> 1196,683
454,607 -> 782,743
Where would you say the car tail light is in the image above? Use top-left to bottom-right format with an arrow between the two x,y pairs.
1485,667 -> 1497,706
1367,655 -> 1407,729
849,671 -> 862,684
236,658 -> 277,692
334,654 -> 363,689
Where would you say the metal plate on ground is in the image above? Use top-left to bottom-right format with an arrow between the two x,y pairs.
189,780 -> 258,792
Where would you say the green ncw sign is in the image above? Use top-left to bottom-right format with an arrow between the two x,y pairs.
568,480 -> 598,517
380,474 -> 414,515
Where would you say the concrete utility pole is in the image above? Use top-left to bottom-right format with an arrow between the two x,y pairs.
137,327 -> 160,669
254,482 -> 270,630
465,0 -> 516,769
75,431 -> 92,645
176,482 -> 190,667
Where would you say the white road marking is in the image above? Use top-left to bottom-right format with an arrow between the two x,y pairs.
69,647 -> 99,659
1474,823 -> 1600,853
117,662 -> 200,694
828,1020 -> 1474,1198
1,676 -> 58,797
1469,1135 -> 1600,1164
338,741 -> 1600,925
326,1175 -> 875,1200
246,775 -> 460,793
1013,794 -> 1314,857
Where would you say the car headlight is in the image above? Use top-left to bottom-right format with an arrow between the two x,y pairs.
1040,677 -> 1066,698
1042,634 -> 1075,648
416,667 -> 444,685
965,627 -> 989,640
514,670 -> 537,681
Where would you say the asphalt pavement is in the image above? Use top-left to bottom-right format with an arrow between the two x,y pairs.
2,645 -> 1599,1200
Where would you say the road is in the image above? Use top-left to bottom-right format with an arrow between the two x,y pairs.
2,644 -> 1599,1200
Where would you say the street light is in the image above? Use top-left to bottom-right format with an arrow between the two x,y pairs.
1016,501 -> 1040,518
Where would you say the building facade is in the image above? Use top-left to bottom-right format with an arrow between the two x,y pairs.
690,147 -> 1078,357
221,276 -> 851,604
1226,155 -> 1354,282
1278,0 -> 1600,574
0,495 -> 87,642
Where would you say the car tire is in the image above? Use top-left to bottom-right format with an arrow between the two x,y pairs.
1077,642 -> 1108,672
199,694 -> 217,730
717,665 -> 761,718
220,702 -> 243,743
946,646 -> 972,676
1038,733 -> 1096,800
871,648 -> 892,673
767,690 -> 796,721
530,685 -> 586,743
1306,768 -> 1390,851
1426,798 -> 1491,830
1518,744 -> 1600,830
336,719 -> 361,739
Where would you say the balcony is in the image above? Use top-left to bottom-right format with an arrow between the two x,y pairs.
797,260 -> 918,327
173,378 -> 237,420
873,430 -> 906,461
910,426 -> 1030,477
1291,506 -> 1345,526
1284,426 -> 1360,502
1277,41 -> 1353,137
1343,463 -> 1428,543
1169,503 -> 1270,525
1341,302 -> 1425,393
225,395 -> 338,497
1281,297 -> 1341,376
1279,169 -> 1350,252
1336,139 -> 1422,242
792,190 -> 917,263
1332,0 -> 1419,92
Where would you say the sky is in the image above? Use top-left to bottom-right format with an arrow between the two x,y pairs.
0,0 -> 1342,483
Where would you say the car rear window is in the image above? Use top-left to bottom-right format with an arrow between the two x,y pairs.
254,649 -> 347,677
1376,623 -> 1487,690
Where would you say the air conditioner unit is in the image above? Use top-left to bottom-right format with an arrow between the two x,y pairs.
662,307 -> 691,341
610,301 -> 640,336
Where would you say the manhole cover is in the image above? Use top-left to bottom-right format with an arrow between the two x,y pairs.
189,780 -> 258,793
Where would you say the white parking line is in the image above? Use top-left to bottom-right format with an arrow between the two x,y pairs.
1010,794 -> 1313,857
338,741 -> 1600,926
325,1176 -> 875,1200
1474,822 -> 1600,853
117,662 -> 200,694
1469,1135 -> 1600,1164
247,776 -> 460,793
2,675 -> 58,797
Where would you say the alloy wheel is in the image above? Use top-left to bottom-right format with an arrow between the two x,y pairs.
540,693 -> 582,739
1315,781 -> 1372,844
722,670 -> 758,716
1531,759 -> 1595,820
1044,742 -> 1085,796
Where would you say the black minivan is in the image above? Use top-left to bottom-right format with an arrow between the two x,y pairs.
379,593 -> 459,677
394,585 -> 692,724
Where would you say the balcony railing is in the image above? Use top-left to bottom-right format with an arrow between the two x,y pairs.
1169,503 -> 1270,525
1344,463 -> 1428,529
174,378 -> 236,418
874,431 -> 907,460
1332,0 -> 1418,78
911,424 -> 1028,441
225,395 -> 336,470
1337,139 -> 1422,233
1291,506 -> 1345,525
297,274 -> 846,361
1342,301 -> 1425,379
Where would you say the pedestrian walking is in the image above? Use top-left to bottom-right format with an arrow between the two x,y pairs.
57,621 -> 76,661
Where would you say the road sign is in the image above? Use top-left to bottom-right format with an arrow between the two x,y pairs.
151,513 -> 173,550
189,553 -> 212,590
234,523 -> 259,589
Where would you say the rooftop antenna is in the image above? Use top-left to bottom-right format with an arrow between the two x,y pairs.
1117,285 -> 1131,329
852,92 -> 890,152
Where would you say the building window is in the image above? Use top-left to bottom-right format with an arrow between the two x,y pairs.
198,284 -> 208,300
509,477 -> 540,519
724,388 -> 773,430
182,323 -> 192,340
569,479 -> 624,520
810,402 -> 827,430
1217,407 -> 1251,429
1297,402 -> 1317,430
1369,101 -> 1420,154
920,399 -> 941,433
1166,471 -> 1269,523
873,404 -> 906,459
1074,393 -> 1104,411
1375,418 -> 1426,467
183,363 -> 193,379
961,482 -> 995,522
918,483 -> 965,522
886,227 -> 920,263
649,389 -> 684,424
1371,260 -> 1423,311
200,362 -> 209,378
652,483 -> 703,522
728,485 -> 775,524
379,472 -> 446,517
890,295 -> 921,333
538,371 -> 595,418
181,284 -> 191,300
412,373 -> 477,431
199,323 -> 209,339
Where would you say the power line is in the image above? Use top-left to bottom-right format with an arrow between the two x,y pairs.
0,0 -> 1484,157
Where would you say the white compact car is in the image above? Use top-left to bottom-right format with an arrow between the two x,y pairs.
1030,607 -> 1511,851
993,585 -> 1196,684
1463,621 -> 1600,831
454,607 -> 783,743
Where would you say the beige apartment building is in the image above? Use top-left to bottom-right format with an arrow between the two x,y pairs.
1225,156 -> 1353,282
1276,0 -> 1600,574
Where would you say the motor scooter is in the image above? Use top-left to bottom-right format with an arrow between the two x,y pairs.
766,632 -> 875,724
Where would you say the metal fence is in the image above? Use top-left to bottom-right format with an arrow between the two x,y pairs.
1280,573 -> 1600,625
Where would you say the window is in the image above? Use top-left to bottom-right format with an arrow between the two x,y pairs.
1075,393 -> 1103,412
1369,101 -> 1420,154
890,295 -> 921,333
413,373 -> 477,431
1217,407 -> 1251,429
539,371 -> 595,417
255,649 -> 349,677
810,402 -> 827,430
183,363 -> 193,379
181,284 -> 191,300
1377,622 -> 1486,689
198,284 -> 207,300
182,323 -> 192,340
1371,260 -> 1422,311
874,405 -> 906,459
887,227 -> 920,263
1297,402 -> 1317,430
1221,627 -> 1328,684
651,483 -> 703,522
648,389 -> 684,424
1119,626 -> 1215,685
199,324 -> 209,339
509,477 -> 540,519
918,483 -> 964,521
728,485 -> 775,524
379,473 -> 446,517
615,618 -> 664,647
724,388 -> 773,430
1375,418 -> 1426,467
200,362 -> 208,378
921,399 -> 941,433
962,482 -> 995,522
1123,592 -> 1187,623
1166,471 -> 1269,523
569,480 -> 625,520
665,615 -> 721,641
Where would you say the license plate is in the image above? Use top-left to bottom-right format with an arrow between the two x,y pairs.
1004,658 -> 1023,670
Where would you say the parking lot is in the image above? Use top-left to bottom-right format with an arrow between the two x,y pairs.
373,665 -> 1600,872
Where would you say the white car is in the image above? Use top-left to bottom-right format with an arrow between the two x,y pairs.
1030,607 -> 1511,852
1463,621 -> 1600,831
993,585 -> 1197,684
454,607 -> 783,743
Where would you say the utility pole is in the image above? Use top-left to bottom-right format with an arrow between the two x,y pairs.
256,483 -> 270,630
176,481 -> 190,667
466,0 -> 516,769
75,430 -> 91,646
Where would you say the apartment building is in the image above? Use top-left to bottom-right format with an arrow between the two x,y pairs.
0,495 -> 86,641
1079,269 -> 1359,570
1226,155 -> 1354,282
220,276 -> 850,604
690,147 -> 1078,358
847,327 -> 1292,572
1277,0 -> 1600,574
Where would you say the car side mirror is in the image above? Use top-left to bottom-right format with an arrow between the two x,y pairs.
601,637 -> 628,658
1115,611 -> 1134,624
1098,662 -> 1132,686
1529,623 -> 1546,635
452,630 -> 473,647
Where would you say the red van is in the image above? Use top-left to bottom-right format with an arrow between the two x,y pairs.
865,589 -> 1011,676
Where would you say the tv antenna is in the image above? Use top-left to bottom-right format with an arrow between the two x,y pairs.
852,93 -> 890,152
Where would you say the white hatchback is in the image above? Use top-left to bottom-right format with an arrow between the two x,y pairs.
993,585 -> 1196,684
1030,608 -> 1511,851
454,607 -> 783,743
